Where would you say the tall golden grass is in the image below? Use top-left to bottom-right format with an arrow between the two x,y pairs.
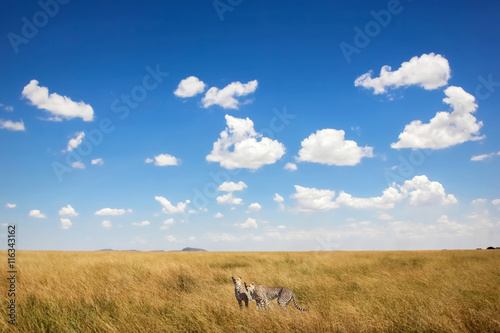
1,250 -> 499,332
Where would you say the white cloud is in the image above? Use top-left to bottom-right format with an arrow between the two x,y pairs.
217,181 -> 247,192
284,162 -> 297,171
471,198 -> 487,205
101,220 -> 112,229
155,196 -> 190,214
66,132 -> 85,152
165,235 -> 177,242
145,154 -> 179,166
202,80 -> 258,109
471,151 -> 500,161
278,225 -> 286,229
206,115 -> 285,169
355,53 -> 450,94
0,103 -> 14,112
274,193 -> 284,203
60,218 -> 72,229
335,187 -> 404,209
95,208 -> 131,216
0,119 -> 25,131
297,129 -> 373,166
248,203 -> 262,212
160,218 -> 174,230
91,158 -> 104,166
22,80 -> 94,121
29,209 -> 46,218
132,220 -> 150,227
402,175 -> 457,206
71,161 -> 85,169
378,213 -> 393,221
292,175 -> 455,212
237,217 -> 258,229
214,212 -> 224,218
5,203 -> 16,209
59,204 -> 78,217
274,193 -> 285,210
216,193 -> 243,205
292,185 -> 338,212
392,86 -> 483,149
174,76 -> 206,97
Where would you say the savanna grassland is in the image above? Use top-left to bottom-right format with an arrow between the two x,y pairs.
1,250 -> 499,332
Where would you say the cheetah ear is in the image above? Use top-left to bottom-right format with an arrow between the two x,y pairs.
240,276 -> 242,279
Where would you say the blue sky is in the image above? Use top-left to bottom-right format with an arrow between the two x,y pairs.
1,0 -> 499,251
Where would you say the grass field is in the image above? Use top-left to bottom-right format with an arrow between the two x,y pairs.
1,250 -> 499,332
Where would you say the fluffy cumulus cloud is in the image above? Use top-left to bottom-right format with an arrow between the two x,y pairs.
95,208 -> 132,216
91,158 -> 104,166
284,162 -> 297,171
216,193 -> 243,205
217,181 -> 247,192
392,86 -> 483,149
22,80 -> 94,121
336,187 -> 404,209
160,218 -> 174,230
174,76 -> 206,97
101,220 -> 112,229
293,175 -> 456,212
5,203 -> 16,209
71,162 -> 85,169
248,203 -> 262,211
60,218 -> 72,229
401,175 -> 457,206
207,115 -> 285,169
165,235 -> 177,242
471,151 -> 500,161
355,53 -> 450,94
214,212 -> 224,218
29,209 -> 46,218
0,119 -> 25,131
59,204 -> 78,217
132,221 -> 150,227
202,80 -> 258,109
493,199 -> 500,208
145,154 -> 179,166
237,217 -> 258,229
155,196 -> 190,214
66,132 -> 85,152
297,129 -> 373,166
292,185 -> 338,212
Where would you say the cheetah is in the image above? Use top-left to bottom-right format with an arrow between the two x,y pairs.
245,281 -> 308,311
231,276 -> 252,309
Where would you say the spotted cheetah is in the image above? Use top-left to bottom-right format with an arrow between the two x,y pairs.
231,276 -> 252,309
245,281 -> 308,311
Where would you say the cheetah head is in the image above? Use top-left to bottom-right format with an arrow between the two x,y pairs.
231,276 -> 242,286
245,282 -> 255,293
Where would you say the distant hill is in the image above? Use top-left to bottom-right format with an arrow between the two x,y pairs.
97,247 -> 207,252
182,247 -> 207,252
